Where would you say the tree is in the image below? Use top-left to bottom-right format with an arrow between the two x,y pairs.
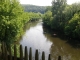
43,11 -> 52,26
45,6 -> 52,12
28,12 -> 42,21
0,0 -> 29,44
51,0 -> 67,30
64,11 -> 80,39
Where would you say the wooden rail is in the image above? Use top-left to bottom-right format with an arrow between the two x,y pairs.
0,42 -> 61,60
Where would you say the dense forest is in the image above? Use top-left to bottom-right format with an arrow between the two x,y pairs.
22,4 -> 46,13
43,0 -> 80,40
0,0 -> 42,44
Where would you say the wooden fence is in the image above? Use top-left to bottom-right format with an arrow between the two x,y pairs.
0,42 -> 61,60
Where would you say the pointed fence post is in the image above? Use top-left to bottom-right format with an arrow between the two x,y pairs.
58,56 -> 61,60
5,44 -> 8,60
9,45 -> 12,60
42,51 -> 45,60
48,54 -> 51,60
14,44 -> 17,60
29,47 -> 32,60
2,42 -> 5,60
24,46 -> 28,60
35,49 -> 39,60
20,45 -> 23,60
0,43 -> 2,60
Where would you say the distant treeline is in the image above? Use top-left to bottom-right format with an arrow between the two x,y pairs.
21,4 -> 46,13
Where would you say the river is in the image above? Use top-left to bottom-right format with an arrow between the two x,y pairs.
20,20 -> 80,60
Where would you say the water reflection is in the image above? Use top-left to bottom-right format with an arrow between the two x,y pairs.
20,21 -> 52,60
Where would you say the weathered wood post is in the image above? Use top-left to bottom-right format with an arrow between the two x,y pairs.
35,49 -> 39,60
58,56 -> 61,60
2,42 -> 7,60
24,46 -> 28,60
20,45 -> 23,60
5,44 -> 8,60
14,44 -> 17,60
29,47 -> 32,60
9,45 -> 12,60
0,43 -> 2,60
48,54 -> 51,60
2,42 -> 5,60
42,51 -> 45,60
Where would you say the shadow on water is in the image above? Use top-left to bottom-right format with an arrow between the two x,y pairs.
23,21 -> 40,32
56,33 -> 80,48
66,39 -> 80,48
42,25 -> 80,49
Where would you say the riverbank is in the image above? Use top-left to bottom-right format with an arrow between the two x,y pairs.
42,24 -> 80,48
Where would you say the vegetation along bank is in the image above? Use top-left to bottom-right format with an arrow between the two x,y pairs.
0,0 -> 42,45
43,0 -> 80,41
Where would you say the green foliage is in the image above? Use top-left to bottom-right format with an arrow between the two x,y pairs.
45,6 -> 52,12
51,0 -> 67,30
43,11 -> 52,26
29,12 -> 42,21
0,0 -> 29,44
63,3 -> 80,39
63,3 -> 80,24
64,12 -> 80,39
43,0 -> 80,39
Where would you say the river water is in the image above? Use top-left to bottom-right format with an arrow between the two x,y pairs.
20,20 -> 80,60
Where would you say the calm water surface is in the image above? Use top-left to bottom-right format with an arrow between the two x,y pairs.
20,20 -> 80,60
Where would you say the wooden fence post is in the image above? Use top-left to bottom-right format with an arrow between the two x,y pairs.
2,42 -> 5,60
58,56 -> 61,60
1,43 -> 64,60
42,51 -> 45,60
48,54 -> 51,60
24,46 -> 28,60
35,49 -> 39,60
29,47 -> 32,60
9,45 -> 12,60
14,44 -> 17,60
5,44 -> 8,60
0,43 -> 2,60
20,45 -> 23,60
